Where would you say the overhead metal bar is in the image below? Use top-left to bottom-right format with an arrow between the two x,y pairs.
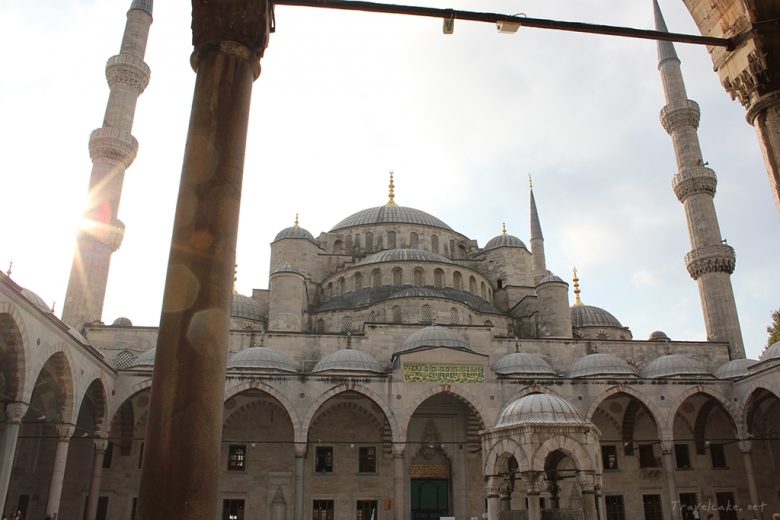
272,0 -> 736,50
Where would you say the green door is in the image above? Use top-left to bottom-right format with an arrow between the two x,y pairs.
411,478 -> 449,520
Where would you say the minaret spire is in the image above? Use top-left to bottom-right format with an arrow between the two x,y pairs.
529,176 -> 548,284
654,0 -> 744,358
62,0 -> 153,329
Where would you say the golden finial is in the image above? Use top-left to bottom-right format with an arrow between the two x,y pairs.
387,170 -> 396,207
6,260 -> 12,277
294,213 -> 299,227
529,174 -> 533,189
573,266 -> 582,306
502,222 -> 507,236
233,264 -> 238,295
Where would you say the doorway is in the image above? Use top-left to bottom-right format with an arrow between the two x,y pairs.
410,478 -> 449,520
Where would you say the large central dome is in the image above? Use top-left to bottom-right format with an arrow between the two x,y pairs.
330,205 -> 453,232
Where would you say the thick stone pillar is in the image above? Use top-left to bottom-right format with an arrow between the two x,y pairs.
582,488 -> 599,520
0,403 -> 28,515
392,444 -> 406,520
85,436 -> 109,520
499,480 -> 513,512
294,443 -> 306,520
739,441 -> 762,520
747,93 -> 780,212
525,475 -> 542,520
486,477 -> 500,520
662,442 -> 680,520
135,3 -> 272,520
46,424 -> 74,516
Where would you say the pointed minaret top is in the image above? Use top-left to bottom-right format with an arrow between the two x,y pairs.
130,0 -> 153,15
530,183 -> 544,240
573,267 -> 583,307
387,171 -> 396,207
653,0 -> 679,67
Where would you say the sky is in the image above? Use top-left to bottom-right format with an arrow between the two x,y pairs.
0,0 -> 778,360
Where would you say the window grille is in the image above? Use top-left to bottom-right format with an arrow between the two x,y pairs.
409,232 -> 419,248
431,235 -> 439,253
392,268 -> 402,286
453,271 -> 462,290
392,306 -> 402,323
434,269 -> 444,288
449,308 -> 459,325
420,305 -> 433,324
414,268 -> 424,287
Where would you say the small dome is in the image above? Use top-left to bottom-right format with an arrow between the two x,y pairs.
231,294 -> 264,321
496,393 -> 584,427
132,348 -> 156,367
20,288 -> 51,313
568,353 -> 636,378
311,348 -> 385,374
484,233 -> 527,251
112,317 -> 133,327
271,262 -> 301,275
274,225 -> 316,243
399,324 -> 470,352
648,331 -> 670,341
760,341 -> 780,362
538,273 -> 565,284
571,305 -> 623,328
357,249 -> 451,266
641,354 -> 710,378
714,358 -> 758,380
331,205 -> 453,232
493,352 -> 557,376
228,347 -> 296,373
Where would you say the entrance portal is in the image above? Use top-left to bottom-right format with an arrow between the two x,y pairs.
411,478 -> 449,520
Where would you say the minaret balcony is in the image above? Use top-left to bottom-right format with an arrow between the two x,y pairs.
88,127 -> 139,167
684,244 -> 736,279
105,54 -> 151,93
660,100 -> 700,134
672,166 -> 717,201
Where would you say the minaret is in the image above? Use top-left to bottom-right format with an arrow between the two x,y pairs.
62,0 -> 153,329
654,0 -> 744,359
529,176 -> 548,284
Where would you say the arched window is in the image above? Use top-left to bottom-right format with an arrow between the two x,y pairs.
368,311 -> 376,323
354,272 -> 363,291
449,307 -> 459,325
354,234 -> 361,250
431,234 -> 439,254
366,232 -> 374,252
409,232 -> 419,249
316,319 -> 325,333
420,304 -> 433,324
326,282 -> 333,300
481,281 -> 487,299
342,315 -> 353,333
434,269 -> 444,288
372,269 -> 381,288
484,320 -> 493,327
345,235 -> 353,252
387,231 -> 396,249
449,240 -> 455,258
333,240 -> 343,254
414,268 -> 424,287
469,276 -> 477,293
338,277 -> 345,296
392,306 -> 402,323
453,271 -> 463,291
392,267 -> 403,286
497,279 -> 503,289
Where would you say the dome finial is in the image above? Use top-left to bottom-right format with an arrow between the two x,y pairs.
387,170 -> 396,206
502,222 -> 507,236
529,174 -> 533,189
233,264 -> 238,295
514,336 -> 519,352
6,260 -> 12,277
573,266 -> 583,306
294,213 -> 299,227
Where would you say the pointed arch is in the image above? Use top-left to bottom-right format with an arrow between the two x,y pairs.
585,385 -> 663,433
740,386 -> 780,437
74,377 -> 109,432
483,437 -> 531,475
31,349 -> 77,423
403,385 -> 488,436
0,306 -> 29,401
665,386 -> 741,439
224,379 -> 301,441
530,435 -> 595,473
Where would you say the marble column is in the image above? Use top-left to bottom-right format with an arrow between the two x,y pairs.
486,476 -> 500,520
0,402 -> 28,516
582,488 -> 599,520
46,424 -> 74,516
747,92 -> 780,211
662,442 -> 680,520
739,441 -> 762,520
525,475 -> 542,520
85,436 -> 109,520
393,443 -> 406,520
135,3 -> 273,520
294,443 -> 306,520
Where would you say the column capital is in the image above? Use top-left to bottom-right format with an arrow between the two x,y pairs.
55,424 -> 75,441
738,439 -> 752,454
746,90 -> 780,124
392,443 -> 406,458
4,402 -> 28,423
294,442 -> 307,458
93,432 -> 110,453
485,476 -> 501,497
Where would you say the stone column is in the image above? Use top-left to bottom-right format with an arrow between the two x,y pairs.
135,3 -> 272,520
486,476 -> 501,520
0,402 -> 28,515
294,443 -> 306,520
581,487 -> 599,520
393,443 -> 406,520
499,479 -> 513,512
525,474 -> 542,520
46,424 -> 74,516
661,442 -> 680,520
85,435 -> 109,520
739,441 -> 762,520
746,91 -> 780,212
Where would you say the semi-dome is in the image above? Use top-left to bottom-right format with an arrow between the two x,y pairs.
493,352 -> 557,376
231,293 -> 264,321
398,324 -> 470,352
714,358 -> 758,379
484,233 -> 527,251
274,224 -> 316,243
20,287 -> 51,313
571,305 -> 623,328
357,249 -> 451,265
760,341 -> 780,362
132,348 -> 156,367
568,353 -> 636,378
496,393 -> 584,427
331,205 -> 453,232
228,347 -> 296,373
648,331 -> 670,341
311,348 -> 385,374
112,317 -> 133,327
641,354 -> 711,378
538,273 -> 565,284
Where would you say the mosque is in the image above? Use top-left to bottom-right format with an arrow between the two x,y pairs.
1,2 -> 779,520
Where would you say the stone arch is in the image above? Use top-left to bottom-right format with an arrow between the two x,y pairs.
0,307 -> 28,401
224,379 -> 301,441
530,435 -> 595,473
109,377 -> 153,420
300,384 -> 399,444
740,386 -> 780,437
74,377 -> 109,433
483,437 -> 531,475
665,386 -> 742,438
585,385 -> 664,434
403,385 -> 487,437
31,349 -> 77,424
108,381 -> 153,455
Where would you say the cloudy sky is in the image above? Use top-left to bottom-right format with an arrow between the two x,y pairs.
1,0 -> 777,359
